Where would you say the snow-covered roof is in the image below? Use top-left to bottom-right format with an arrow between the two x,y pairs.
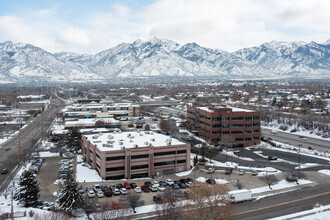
84,131 -> 186,152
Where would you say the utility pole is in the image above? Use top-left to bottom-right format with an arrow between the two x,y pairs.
18,111 -> 21,162
41,106 -> 44,141
298,144 -> 301,178
11,189 -> 13,220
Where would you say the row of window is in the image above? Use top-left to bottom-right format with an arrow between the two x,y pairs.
154,160 -> 186,166
105,150 -> 187,161
231,130 -> 259,134
212,123 -> 259,128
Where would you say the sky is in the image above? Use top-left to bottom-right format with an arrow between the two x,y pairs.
0,0 -> 329,54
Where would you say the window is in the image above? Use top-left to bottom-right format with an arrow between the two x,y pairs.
245,123 -> 253,127
253,116 -> 259,120
253,129 -> 260,133
246,116 -> 253,121
232,124 -> 244,128
245,130 -> 252,134
131,154 -> 149,159
177,150 -> 186,154
223,131 -> 230,134
232,116 -> 244,120
131,173 -> 148,179
253,123 -> 260,127
106,166 -> 125,172
245,137 -> 252,141
106,156 -> 125,161
96,153 -> 100,159
131,164 -> 148,170
212,138 -> 221,142
235,138 -> 244,141
154,151 -> 176,157
96,164 -> 101,170
231,130 -> 244,134
154,161 -> 175,166
253,136 -> 260,140
106,175 -> 125,180
212,131 -> 222,134
177,160 -> 186,164
212,117 -> 229,122
222,124 -> 230,128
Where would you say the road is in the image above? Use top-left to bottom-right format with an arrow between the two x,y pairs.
0,98 -> 64,193
262,128 -> 330,152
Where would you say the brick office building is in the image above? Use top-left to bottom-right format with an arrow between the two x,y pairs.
187,105 -> 261,147
82,131 -> 190,180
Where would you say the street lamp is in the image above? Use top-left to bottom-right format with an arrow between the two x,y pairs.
298,144 -> 302,178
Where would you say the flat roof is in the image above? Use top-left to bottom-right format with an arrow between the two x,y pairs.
197,106 -> 254,113
84,131 -> 186,152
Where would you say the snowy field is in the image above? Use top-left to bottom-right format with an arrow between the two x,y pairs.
318,170 -> 330,176
251,179 -> 312,194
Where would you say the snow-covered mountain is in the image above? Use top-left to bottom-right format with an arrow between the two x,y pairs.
0,41 -> 102,83
234,41 -> 330,78
1,38 -> 329,83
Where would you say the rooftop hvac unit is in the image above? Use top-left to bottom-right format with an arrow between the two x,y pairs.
166,139 -> 172,145
144,142 -> 149,145
149,143 -> 153,147
149,131 -> 154,135
108,135 -> 114,139
150,138 -> 155,142
119,141 -> 124,145
145,131 -> 149,134
92,135 -> 98,139
134,144 -> 138,148
107,140 -> 115,144
127,134 -> 131,137
139,133 -> 143,136
130,140 -> 133,142
129,136 -> 135,139
118,130 -> 122,133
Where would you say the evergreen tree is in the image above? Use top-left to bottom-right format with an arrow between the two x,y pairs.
59,173 -> 84,212
16,171 -> 39,207
67,127 -> 81,153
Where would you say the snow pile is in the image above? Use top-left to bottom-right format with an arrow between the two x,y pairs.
318,170 -> 330,176
76,154 -> 84,163
251,179 -> 312,194
76,163 -> 102,182
38,151 -> 60,158
294,163 -> 319,169
176,168 -> 194,177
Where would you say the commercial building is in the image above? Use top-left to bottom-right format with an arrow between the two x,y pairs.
63,103 -> 140,121
187,105 -> 261,147
82,131 -> 190,180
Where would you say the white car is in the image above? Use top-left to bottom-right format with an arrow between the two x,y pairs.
150,185 -> 158,192
185,182 -> 192,187
97,190 -> 104,198
233,149 -> 240,153
120,188 -> 127,195
87,190 -> 95,198
93,184 -> 101,192
112,188 -> 120,195
134,187 -> 141,193
60,159 -> 72,164
157,185 -> 165,191
151,181 -> 159,187
166,179 -> 174,186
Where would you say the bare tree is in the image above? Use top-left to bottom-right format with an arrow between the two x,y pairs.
259,174 -> 278,189
120,191 -> 144,213
184,183 -> 235,220
206,146 -> 218,163
154,187 -> 184,220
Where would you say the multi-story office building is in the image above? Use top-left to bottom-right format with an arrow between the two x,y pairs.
82,131 -> 190,180
187,105 -> 261,147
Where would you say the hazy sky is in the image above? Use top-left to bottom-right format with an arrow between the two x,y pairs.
0,0 -> 329,54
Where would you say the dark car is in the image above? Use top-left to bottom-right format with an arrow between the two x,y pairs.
225,168 -> 233,175
159,181 -> 167,186
104,188 -> 112,197
174,180 -> 180,185
78,186 -> 85,194
268,156 -> 278,160
206,178 -> 216,185
179,179 -> 187,184
1,168 -> 9,174
101,184 -> 108,191
116,183 -> 124,189
179,183 -> 186,189
144,181 -> 152,186
172,184 -> 180,190
141,185 -> 151,192
186,178 -> 193,183
153,195 -> 163,203
130,183 -> 137,189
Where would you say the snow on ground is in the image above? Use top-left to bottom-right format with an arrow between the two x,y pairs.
76,163 -> 103,183
251,179 -> 312,194
269,204 -> 330,220
318,170 -> 330,176
77,154 -> 84,163
262,125 -> 330,141
259,142 -> 330,162
223,150 -> 255,161
0,137 -> 8,145
176,168 -> 193,177
196,177 -> 229,184
38,151 -> 60,158
295,163 -> 320,169
38,140 -> 56,150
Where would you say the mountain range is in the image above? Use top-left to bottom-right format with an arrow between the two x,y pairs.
0,38 -> 329,83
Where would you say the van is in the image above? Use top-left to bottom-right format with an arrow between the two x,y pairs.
271,129 -> 277,134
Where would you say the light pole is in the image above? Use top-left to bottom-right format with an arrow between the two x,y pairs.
298,144 -> 302,178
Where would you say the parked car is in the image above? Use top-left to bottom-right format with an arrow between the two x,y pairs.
112,201 -> 120,209
104,188 -> 112,197
144,181 -> 152,186
62,152 -> 74,159
112,188 -> 120,196
1,168 -> 9,174
134,187 -> 141,193
179,179 -> 187,184
130,183 -> 137,189
150,185 -> 158,192
120,188 -> 127,195
78,186 -> 85,194
61,159 -> 72,164
225,168 -> 233,174
251,170 -> 258,176
59,173 -> 67,179
5,146 -> 10,151
206,178 -> 216,185
157,185 -> 165,191
93,184 -> 102,192
308,146 -> 314,150
109,184 -> 116,190
87,190 -> 95,198
151,181 -> 159,187
238,169 -> 245,175
96,190 -> 104,198
179,183 -> 187,189
166,179 -> 174,186
116,183 -> 124,189
159,181 -> 167,186
101,184 -> 108,191
124,182 -> 131,189
141,185 -> 151,192
268,156 -> 278,160
172,184 -> 180,190
233,149 -> 240,153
